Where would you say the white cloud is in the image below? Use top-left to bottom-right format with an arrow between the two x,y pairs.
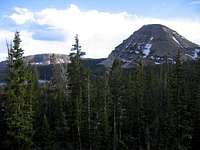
1,4 -> 200,60
0,30 -> 14,61
19,30 -> 70,56
10,7 -> 35,24
190,0 -> 200,5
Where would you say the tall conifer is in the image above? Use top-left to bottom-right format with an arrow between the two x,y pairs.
7,32 -> 34,150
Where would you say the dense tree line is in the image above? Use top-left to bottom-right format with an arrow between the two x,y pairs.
0,32 -> 199,150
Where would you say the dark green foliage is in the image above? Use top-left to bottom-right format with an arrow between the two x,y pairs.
109,59 -> 124,150
33,113 -> 52,150
6,32 -> 35,150
0,34 -> 199,150
168,51 -> 193,150
68,34 -> 87,150
0,88 -> 8,149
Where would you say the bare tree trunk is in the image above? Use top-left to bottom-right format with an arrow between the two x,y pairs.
87,75 -> 92,150
113,103 -> 117,150
146,126 -> 150,150
77,95 -> 82,150
78,126 -> 82,150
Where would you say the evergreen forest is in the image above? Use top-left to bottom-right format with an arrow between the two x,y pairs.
0,32 -> 199,150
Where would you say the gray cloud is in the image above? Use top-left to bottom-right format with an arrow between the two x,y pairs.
32,29 -> 66,42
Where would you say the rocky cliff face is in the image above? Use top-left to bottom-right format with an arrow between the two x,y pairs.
24,53 -> 70,65
0,54 -> 69,80
102,24 -> 200,68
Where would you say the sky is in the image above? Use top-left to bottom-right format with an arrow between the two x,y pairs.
0,0 -> 200,60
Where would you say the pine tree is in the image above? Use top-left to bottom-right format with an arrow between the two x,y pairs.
191,59 -> 200,150
49,54 -> 68,150
68,34 -> 85,150
192,84 -> 200,150
135,60 -> 145,150
6,32 -> 34,150
156,58 -> 172,150
32,84 -> 53,150
0,86 -> 7,149
36,114 -> 52,150
86,72 -> 92,150
101,72 -> 112,149
109,59 -> 124,150
168,50 -> 192,150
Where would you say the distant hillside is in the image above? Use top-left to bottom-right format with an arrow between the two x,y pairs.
0,54 -> 106,81
24,53 -> 70,65
1,24 -> 200,79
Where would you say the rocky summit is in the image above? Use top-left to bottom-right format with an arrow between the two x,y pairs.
101,24 -> 200,68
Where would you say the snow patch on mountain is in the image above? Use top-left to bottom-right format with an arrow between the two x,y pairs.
155,62 -> 161,65
150,56 -> 154,59
193,49 -> 200,59
185,49 -> 200,60
125,39 -> 133,49
142,37 -> 154,58
172,36 -> 181,45
135,50 -> 139,54
143,44 -> 152,58
185,54 -> 193,58
162,27 -> 168,32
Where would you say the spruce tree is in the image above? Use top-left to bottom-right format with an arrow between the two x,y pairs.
101,72 -> 112,149
6,32 -> 34,150
135,60 -> 145,150
49,54 -> 68,150
33,85 -> 53,150
168,50 -> 192,150
191,59 -> 200,150
68,34 -> 85,150
109,59 -> 124,150
0,87 -> 7,149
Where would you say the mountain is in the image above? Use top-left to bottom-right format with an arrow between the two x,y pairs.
101,24 -> 200,68
24,53 -> 70,65
0,54 -> 106,81
0,54 -> 69,81
1,24 -> 200,79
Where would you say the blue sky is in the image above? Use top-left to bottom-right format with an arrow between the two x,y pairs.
1,0 -> 200,18
0,0 -> 200,59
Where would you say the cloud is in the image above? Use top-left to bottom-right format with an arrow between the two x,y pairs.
1,4 -> 200,59
0,30 -> 14,52
32,29 -> 66,41
190,0 -> 200,5
10,7 -> 35,25
19,30 -> 69,56
0,30 -> 14,61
